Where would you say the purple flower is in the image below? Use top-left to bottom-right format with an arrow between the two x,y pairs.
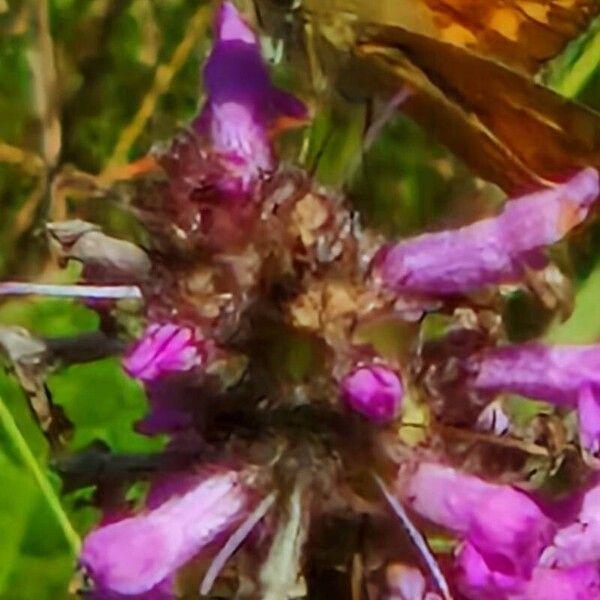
194,2 -> 306,196
123,323 -> 207,382
340,365 -> 403,423
372,168 -> 599,295
80,470 -> 254,596
473,344 -> 600,454
397,462 -> 554,590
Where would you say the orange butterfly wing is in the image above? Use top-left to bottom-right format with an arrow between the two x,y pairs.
351,27 -> 600,192
423,0 -> 600,73
254,0 -> 600,191
298,0 -> 600,72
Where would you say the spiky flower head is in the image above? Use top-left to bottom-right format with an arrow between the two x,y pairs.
4,3 -> 600,599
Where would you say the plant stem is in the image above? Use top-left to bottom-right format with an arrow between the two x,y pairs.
0,397 -> 80,554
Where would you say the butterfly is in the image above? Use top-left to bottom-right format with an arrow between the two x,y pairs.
251,0 -> 600,192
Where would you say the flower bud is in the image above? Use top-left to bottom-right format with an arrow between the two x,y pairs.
340,365 -> 403,423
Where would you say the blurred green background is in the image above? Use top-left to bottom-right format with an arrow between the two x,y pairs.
0,1 -> 600,598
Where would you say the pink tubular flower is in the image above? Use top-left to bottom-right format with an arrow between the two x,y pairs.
340,365 -> 403,423
473,344 -> 600,454
195,1 -> 307,196
80,470 -> 254,596
372,168 -> 599,296
123,323 -> 207,382
397,462 -> 554,592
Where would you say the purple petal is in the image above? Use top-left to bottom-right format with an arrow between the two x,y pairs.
82,517 -> 179,596
215,1 -> 256,44
578,385 -> 600,456
373,169 -> 599,295
457,541 -> 526,599
123,324 -> 206,382
543,520 -> 600,570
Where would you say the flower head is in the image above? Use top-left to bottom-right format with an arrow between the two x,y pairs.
340,365 -> 404,423
80,470 -> 254,596
123,323 -> 207,382
195,2 -> 307,197
372,168 -> 599,296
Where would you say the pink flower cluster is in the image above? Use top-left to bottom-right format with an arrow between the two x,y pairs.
64,2 -> 600,599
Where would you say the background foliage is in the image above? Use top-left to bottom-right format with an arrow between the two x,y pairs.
0,1 -> 600,598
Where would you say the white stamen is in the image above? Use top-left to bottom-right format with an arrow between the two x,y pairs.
199,491 -> 277,596
0,282 -> 143,300
372,473 -> 453,600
